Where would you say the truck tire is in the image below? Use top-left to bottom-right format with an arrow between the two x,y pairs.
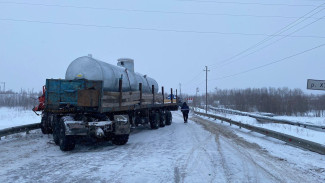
53,124 -> 60,145
159,112 -> 166,127
53,115 -> 63,145
150,113 -> 159,129
41,113 -> 50,134
166,111 -> 172,126
40,120 -> 48,134
58,116 -> 75,151
112,134 -> 129,145
134,116 -> 141,127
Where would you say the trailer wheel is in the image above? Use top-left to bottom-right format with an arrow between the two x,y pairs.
166,111 -> 172,126
58,116 -> 75,151
150,113 -> 159,129
112,134 -> 129,145
159,112 -> 166,127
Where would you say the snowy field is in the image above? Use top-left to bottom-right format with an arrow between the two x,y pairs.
0,111 -> 324,183
209,106 -> 325,126
196,108 -> 325,145
0,107 -> 41,129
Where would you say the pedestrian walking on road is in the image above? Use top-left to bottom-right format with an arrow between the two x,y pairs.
181,102 -> 190,123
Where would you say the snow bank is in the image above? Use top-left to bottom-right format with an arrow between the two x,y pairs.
194,108 -> 325,145
0,107 -> 41,130
273,116 -> 325,126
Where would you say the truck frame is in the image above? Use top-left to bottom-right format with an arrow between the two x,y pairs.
36,79 -> 179,151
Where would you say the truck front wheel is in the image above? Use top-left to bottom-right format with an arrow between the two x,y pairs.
58,116 -> 76,151
41,113 -> 51,134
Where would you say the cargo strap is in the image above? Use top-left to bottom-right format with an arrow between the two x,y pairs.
144,75 -> 151,93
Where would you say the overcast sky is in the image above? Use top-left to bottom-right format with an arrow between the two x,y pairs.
1,0 -> 324,95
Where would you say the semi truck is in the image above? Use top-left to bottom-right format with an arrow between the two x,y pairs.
33,56 -> 179,151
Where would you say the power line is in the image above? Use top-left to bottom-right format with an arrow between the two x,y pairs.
178,5 -> 324,90
208,2 -> 325,68
208,1 -> 325,69
0,1 -> 323,20
176,1 -> 324,90
176,0 -> 323,7
210,43 -> 325,81
183,38 -> 325,89
1,18 -> 325,39
213,12 -> 325,70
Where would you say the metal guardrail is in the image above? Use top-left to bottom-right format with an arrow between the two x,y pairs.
194,111 -> 325,155
0,123 -> 41,138
209,107 -> 325,131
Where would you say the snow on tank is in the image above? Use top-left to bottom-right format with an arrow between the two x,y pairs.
65,55 -> 158,93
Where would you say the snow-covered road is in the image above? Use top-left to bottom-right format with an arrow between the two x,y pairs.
0,112 -> 323,183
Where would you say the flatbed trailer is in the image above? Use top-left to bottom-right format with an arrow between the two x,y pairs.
38,79 -> 179,151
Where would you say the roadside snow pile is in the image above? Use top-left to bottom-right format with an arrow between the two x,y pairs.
272,116 -> 325,126
250,121 -> 325,145
0,107 -> 40,130
209,106 -> 325,128
194,108 -> 325,145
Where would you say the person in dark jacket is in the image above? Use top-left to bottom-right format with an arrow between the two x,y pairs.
181,102 -> 190,123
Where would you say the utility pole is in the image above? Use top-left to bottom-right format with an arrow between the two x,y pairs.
204,66 -> 210,114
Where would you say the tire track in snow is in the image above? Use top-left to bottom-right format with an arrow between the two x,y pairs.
193,115 -> 318,183
1,112 -> 239,182
173,113 -> 222,183
215,137 -> 232,183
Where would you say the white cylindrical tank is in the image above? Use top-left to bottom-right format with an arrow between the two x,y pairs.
65,56 -> 158,93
